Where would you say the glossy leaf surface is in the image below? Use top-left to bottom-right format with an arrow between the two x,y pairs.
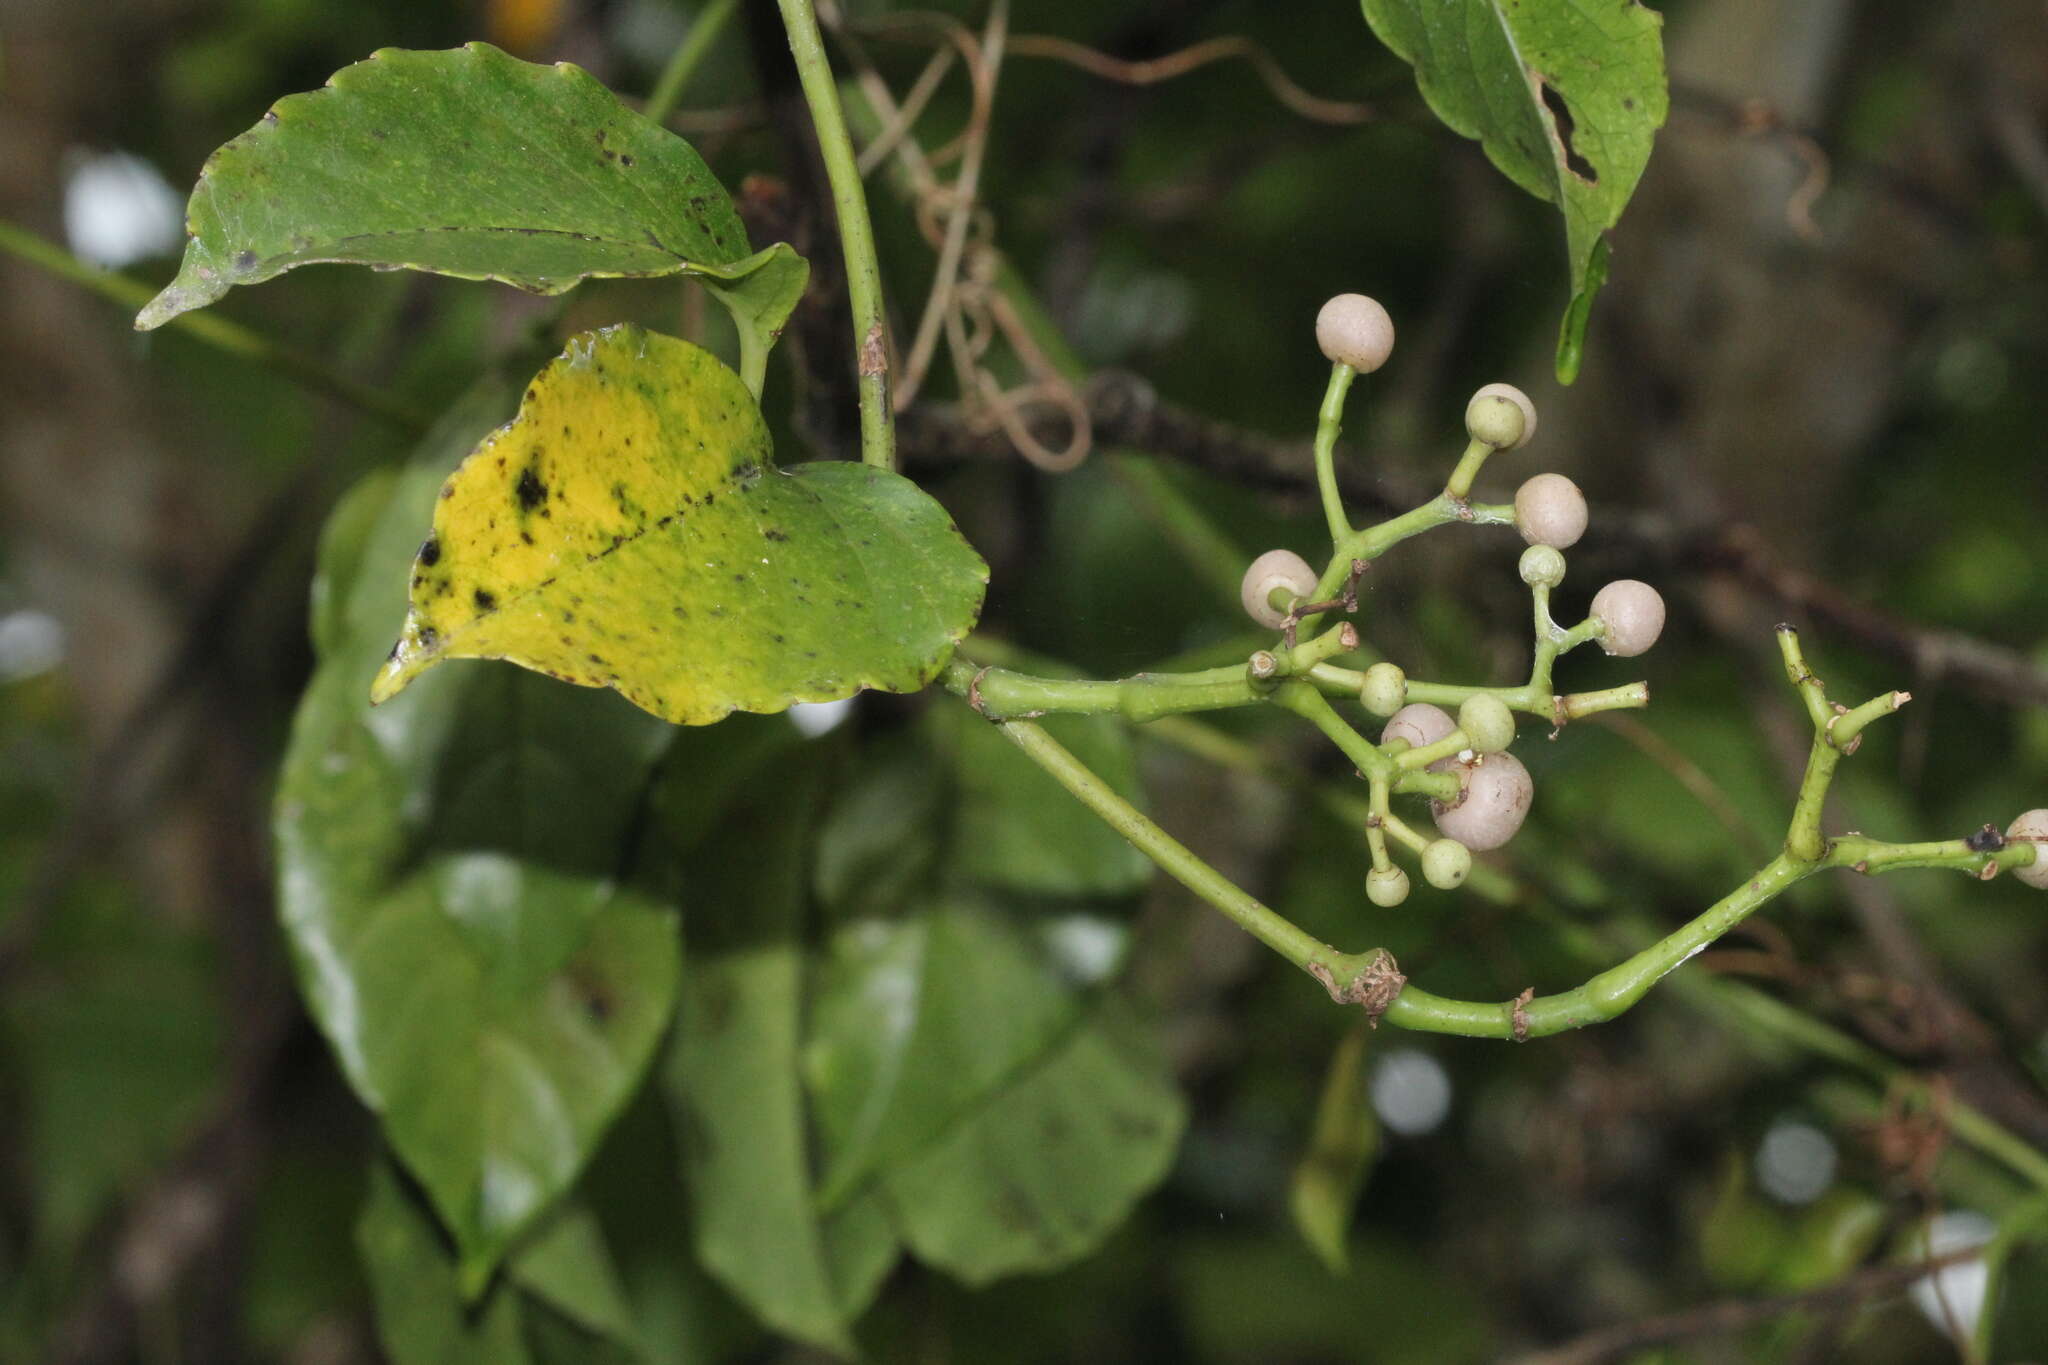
1359,0 -> 1666,381
665,762 -> 897,1355
359,1161 -> 640,1364
884,1004 -> 1184,1285
280,389 -> 678,1288
135,43 -> 806,375
371,326 -> 987,726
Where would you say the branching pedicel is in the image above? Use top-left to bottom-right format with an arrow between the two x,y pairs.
948,295 -> 2047,1038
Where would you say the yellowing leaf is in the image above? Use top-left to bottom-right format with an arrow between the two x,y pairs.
371,326 -> 987,725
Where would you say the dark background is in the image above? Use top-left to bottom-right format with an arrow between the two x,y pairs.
3,0 -> 2047,1360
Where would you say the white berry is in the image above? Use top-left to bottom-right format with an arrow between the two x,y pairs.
1465,382 -> 1536,450
1514,473 -> 1588,549
2009,809 -> 2048,889
1519,545 -> 1566,589
1316,294 -> 1395,373
1382,702 -> 1455,752
1360,662 -> 1407,717
1366,864 -> 1412,907
1431,752 -> 1533,852
1457,695 -> 1516,754
1240,549 -> 1317,630
1590,580 -> 1667,657
1420,838 -> 1472,890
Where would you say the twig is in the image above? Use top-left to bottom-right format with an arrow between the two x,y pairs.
1507,1246 -> 1985,1365
896,371 -> 2048,710
0,220 -> 427,431
642,0 -> 741,126
1005,32 -> 1374,126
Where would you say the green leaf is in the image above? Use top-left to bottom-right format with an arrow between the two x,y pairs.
280,388 -> 680,1287
1287,1025 -> 1379,1275
135,43 -> 807,383
805,899 -> 1083,1211
883,1003 -> 1185,1286
359,1162 -> 641,1365
370,325 -> 987,726
665,763 -> 897,1356
1359,0 -> 1666,382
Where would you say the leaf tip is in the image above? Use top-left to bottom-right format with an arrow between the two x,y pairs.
369,630 -> 436,704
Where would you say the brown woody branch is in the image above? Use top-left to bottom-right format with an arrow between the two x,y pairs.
897,370 -> 2048,710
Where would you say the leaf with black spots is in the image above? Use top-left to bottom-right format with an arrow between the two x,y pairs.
370,326 -> 987,727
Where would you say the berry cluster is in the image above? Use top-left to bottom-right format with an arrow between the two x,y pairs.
1235,294 -> 1676,907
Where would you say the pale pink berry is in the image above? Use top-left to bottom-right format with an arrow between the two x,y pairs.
2009,809 -> 2048,889
1590,580 -> 1666,657
1240,549 -> 1317,630
1316,294 -> 1395,373
1381,702 -> 1455,752
1431,752 -> 1533,851
1514,473 -> 1588,549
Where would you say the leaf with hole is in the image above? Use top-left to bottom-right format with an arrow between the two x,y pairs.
135,43 -> 806,391
369,325 -> 987,726
1359,0 -> 1666,382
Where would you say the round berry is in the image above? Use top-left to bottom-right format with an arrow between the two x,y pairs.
1420,838 -> 1472,890
1513,472 -> 1588,549
1366,864 -> 1412,907
1316,294 -> 1395,373
1590,580 -> 1667,657
1519,545 -> 1566,589
1457,695 -> 1516,754
1465,382 -> 1537,450
1360,662 -> 1408,718
1382,702 -> 1455,752
2008,809 -> 2048,889
1431,752 -> 1533,852
1240,549 -> 1318,630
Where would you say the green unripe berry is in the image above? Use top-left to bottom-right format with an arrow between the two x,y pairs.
1457,695 -> 1516,754
1360,662 -> 1408,717
1465,382 -> 1536,450
2009,809 -> 2048,889
1420,838 -> 1472,890
1366,864 -> 1411,907
1519,545 -> 1566,588
1316,294 -> 1395,373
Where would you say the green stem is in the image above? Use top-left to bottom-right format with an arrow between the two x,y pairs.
776,0 -> 894,470
1442,436 -> 1493,500
984,707 -> 1345,975
643,0 -> 740,125
1309,664 -> 1648,724
1314,363 -> 1357,544
962,659 -> 1261,722
1294,493 -> 1512,640
0,219 -> 427,431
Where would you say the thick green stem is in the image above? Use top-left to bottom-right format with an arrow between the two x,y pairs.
1313,363 -> 1357,543
777,0 -> 895,470
963,660 -> 1260,722
643,0 -> 739,125
983,707 -> 1347,975
0,220 -> 427,430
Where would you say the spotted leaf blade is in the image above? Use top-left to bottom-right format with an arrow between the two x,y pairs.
135,44 -> 806,377
282,387 -> 680,1291
1359,0 -> 1666,382
371,326 -> 987,725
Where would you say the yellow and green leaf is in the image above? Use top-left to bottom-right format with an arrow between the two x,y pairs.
371,325 -> 987,725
